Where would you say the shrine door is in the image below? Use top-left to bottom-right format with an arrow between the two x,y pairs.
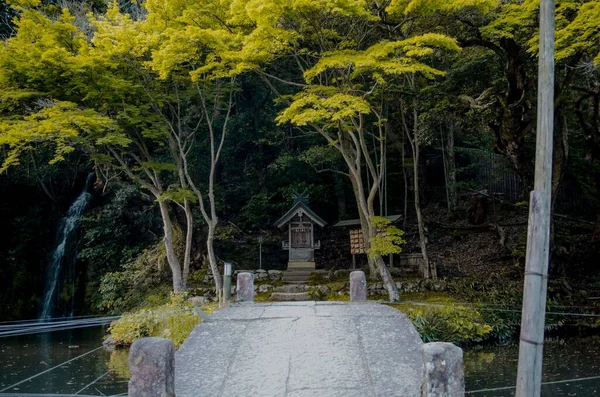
291,221 -> 311,248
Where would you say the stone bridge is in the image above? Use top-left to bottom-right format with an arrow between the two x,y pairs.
127,273 -> 464,397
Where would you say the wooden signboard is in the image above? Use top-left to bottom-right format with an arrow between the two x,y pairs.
350,229 -> 365,255
349,228 -> 388,255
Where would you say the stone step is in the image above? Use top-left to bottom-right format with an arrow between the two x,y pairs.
282,274 -> 310,281
283,270 -> 312,276
282,275 -> 312,281
270,292 -> 312,301
274,285 -> 306,293
287,261 -> 315,269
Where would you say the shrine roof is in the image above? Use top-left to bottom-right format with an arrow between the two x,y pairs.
333,214 -> 402,227
273,201 -> 327,230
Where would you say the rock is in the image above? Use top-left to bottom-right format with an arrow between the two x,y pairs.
268,270 -> 282,281
258,284 -> 273,293
389,267 -> 403,276
128,337 -> 175,397
350,270 -> 367,301
395,281 -> 402,289
270,292 -> 311,301
187,296 -> 209,306
333,269 -> 352,279
255,272 -> 269,280
236,272 -> 254,303
422,342 -> 464,397
102,335 -> 116,347
317,285 -> 330,295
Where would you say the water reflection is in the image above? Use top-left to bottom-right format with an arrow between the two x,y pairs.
0,327 -> 127,396
1,326 -> 599,396
465,335 -> 600,396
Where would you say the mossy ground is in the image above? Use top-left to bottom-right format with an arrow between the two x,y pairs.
108,294 -> 217,348
388,292 -> 493,345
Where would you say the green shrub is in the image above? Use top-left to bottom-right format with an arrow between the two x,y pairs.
445,278 -> 523,341
309,272 -> 327,285
391,302 -> 492,344
108,295 -> 202,347
97,241 -> 173,313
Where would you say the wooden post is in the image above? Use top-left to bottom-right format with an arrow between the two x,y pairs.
515,0 -> 555,396
258,236 -> 264,270
223,262 -> 232,307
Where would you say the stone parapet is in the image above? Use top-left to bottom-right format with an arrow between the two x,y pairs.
421,342 -> 465,397
128,337 -> 175,397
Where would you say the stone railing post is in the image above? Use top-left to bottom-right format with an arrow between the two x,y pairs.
236,272 -> 254,303
421,342 -> 464,397
128,337 -> 175,397
350,270 -> 367,301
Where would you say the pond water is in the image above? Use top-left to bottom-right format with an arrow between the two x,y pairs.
0,326 -> 129,396
465,335 -> 600,396
1,327 -> 599,396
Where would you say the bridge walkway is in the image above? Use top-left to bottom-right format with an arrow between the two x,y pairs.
175,301 -> 424,397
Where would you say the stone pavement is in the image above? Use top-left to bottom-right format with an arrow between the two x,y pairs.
175,301 -> 424,397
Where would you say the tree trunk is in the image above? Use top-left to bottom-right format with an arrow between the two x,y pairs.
413,146 -> 434,279
158,200 -> 184,292
406,108 -> 435,279
441,124 -> 457,213
335,176 -> 347,221
348,170 -> 400,301
206,223 -> 223,303
350,177 -> 378,278
402,130 -> 409,230
551,109 -> 569,207
374,254 -> 400,301
181,199 -> 193,290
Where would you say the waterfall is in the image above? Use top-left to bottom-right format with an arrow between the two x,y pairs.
40,174 -> 94,320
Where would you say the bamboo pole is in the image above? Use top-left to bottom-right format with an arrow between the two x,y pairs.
515,0 -> 555,396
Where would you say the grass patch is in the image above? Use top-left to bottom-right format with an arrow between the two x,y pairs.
254,291 -> 272,302
328,294 -> 350,301
108,294 -> 216,348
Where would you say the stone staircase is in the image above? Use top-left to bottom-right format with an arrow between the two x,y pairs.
270,284 -> 312,301
282,269 -> 312,284
275,263 -> 317,300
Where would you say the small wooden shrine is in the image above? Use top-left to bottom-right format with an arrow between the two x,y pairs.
274,190 -> 326,270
